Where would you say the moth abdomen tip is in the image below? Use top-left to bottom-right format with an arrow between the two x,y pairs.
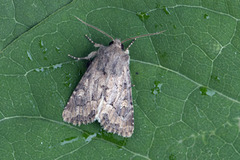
83,120 -> 87,124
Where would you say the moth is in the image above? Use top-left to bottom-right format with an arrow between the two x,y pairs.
62,16 -> 165,137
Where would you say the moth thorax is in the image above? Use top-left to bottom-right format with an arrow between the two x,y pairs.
109,39 -> 124,50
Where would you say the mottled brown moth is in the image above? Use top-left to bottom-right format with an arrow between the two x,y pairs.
62,16 -> 165,137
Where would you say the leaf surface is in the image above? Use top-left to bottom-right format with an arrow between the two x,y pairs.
1,0 -> 240,159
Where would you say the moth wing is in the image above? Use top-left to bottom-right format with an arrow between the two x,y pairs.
62,57 -> 106,126
97,64 -> 134,137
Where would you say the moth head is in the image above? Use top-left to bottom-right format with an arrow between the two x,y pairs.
109,39 -> 124,50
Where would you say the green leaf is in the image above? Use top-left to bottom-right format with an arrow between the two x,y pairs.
1,0 -> 240,159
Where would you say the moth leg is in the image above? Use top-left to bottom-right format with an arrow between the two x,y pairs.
85,35 -> 103,47
125,39 -> 136,51
68,51 -> 97,61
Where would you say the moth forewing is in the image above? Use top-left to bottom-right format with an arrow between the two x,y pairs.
62,16 -> 165,137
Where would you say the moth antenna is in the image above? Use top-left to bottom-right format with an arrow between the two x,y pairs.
74,16 -> 114,41
121,30 -> 166,43
125,39 -> 136,51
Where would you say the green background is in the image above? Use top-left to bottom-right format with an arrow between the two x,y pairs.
1,0 -> 240,159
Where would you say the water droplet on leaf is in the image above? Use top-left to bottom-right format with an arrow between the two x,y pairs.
53,64 -> 62,69
211,75 -> 220,82
43,48 -> 47,54
35,67 -> 44,72
199,87 -> 215,96
85,133 -> 97,142
204,14 -> 210,19
151,81 -> 163,95
60,136 -> 79,145
56,46 -> 61,54
136,12 -> 150,22
163,6 -> 170,15
39,40 -> 44,48
27,51 -> 33,61
206,90 -> 216,96
200,87 -> 207,95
